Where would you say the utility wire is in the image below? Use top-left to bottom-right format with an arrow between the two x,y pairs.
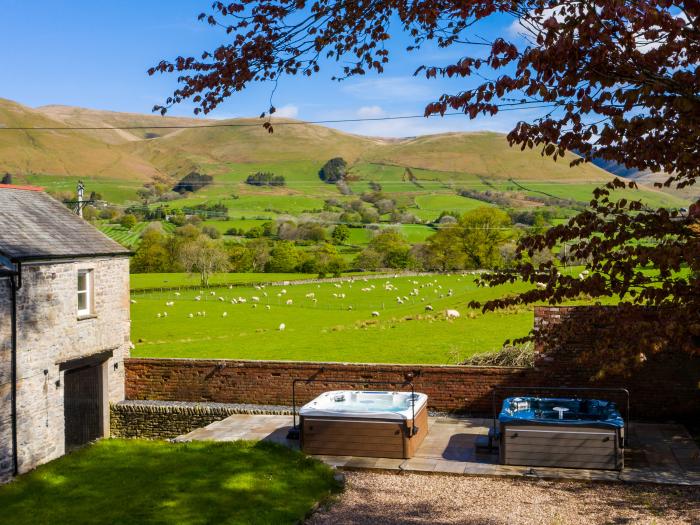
0,103 -> 555,131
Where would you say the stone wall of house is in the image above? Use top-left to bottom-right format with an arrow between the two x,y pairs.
124,306 -> 700,423
110,401 -> 291,440
0,256 -> 130,482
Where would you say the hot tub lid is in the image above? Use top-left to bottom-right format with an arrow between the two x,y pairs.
299,390 -> 428,420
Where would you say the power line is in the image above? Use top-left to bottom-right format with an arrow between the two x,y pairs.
0,103 -> 555,131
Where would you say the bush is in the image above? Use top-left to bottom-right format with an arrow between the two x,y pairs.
119,214 -> 138,230
461,343 -> 535,367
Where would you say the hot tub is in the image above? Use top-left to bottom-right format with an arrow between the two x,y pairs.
299,390 -> 428,459
498,397 -> 624,470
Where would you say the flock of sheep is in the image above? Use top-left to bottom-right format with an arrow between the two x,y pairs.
136,275 -> 479,331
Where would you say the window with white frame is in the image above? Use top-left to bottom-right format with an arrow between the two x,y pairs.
77,269 -> 93,317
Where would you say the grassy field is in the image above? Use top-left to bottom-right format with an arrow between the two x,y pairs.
0,439 -> 339,525
130,273 -> 534,363
130,272 -> 372,291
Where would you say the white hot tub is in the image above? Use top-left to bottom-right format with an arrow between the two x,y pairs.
299,390 -> 429,458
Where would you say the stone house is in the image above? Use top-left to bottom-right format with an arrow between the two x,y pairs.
0,185 -> 131,482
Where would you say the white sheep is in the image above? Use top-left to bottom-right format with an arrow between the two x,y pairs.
251,296 -> 260,302
371,311 -> 380,317
194,296 -> 201,301
162,311 -> 168,317
281,289 -> 287,295
445,309 -> 461,319
265,305 -> 271,310
165,301 -> 174,306
218,297 -> 225,302
174,292 -> 181,297
278,323 -> 286,331
130,299 -> 137,304
188,313 -> 194,318
231,299 -> 238,304
286,299 -> 293,305
425,305 -> 434,311
210,291 -> 216,296
156,313 -> 161,318
536,282 -> 547,290
305,292 -> 315,298
222,312 -> 228,317
238,297 -> 247,303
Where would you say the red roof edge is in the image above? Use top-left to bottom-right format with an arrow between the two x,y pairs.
0,184 -> 45,191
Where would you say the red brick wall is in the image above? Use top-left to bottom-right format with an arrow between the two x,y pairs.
124,306 -> 700,420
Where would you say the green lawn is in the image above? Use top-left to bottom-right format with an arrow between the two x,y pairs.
413,194 -> 490,221
0,439 -> 339,525
130,273 -> 535,363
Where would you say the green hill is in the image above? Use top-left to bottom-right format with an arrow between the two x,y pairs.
0,98 -> 689,211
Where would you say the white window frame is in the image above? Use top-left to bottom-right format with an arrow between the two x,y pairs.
77,269 -> 93,317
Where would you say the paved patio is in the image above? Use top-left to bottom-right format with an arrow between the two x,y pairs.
177,414 -> 700,485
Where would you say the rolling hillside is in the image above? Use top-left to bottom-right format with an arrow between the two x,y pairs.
0,98 -> 690,211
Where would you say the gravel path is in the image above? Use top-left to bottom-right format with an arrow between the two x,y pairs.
308,471 -> 700,525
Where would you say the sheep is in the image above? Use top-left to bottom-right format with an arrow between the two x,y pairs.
231,299 -> 238,304
425,305 -> 434,311
130,299 -> 137,304
156,313 -> 161,318
202,311 -> 206,317
222,312 -> 228,317
305,292 -> 315,298
238,297 -> 247,303
265,305 -> 271,310
162,311 -> 168,317
229,285 -> 234,290
165,301 -> 174,307
286,299 -> 293,305
536,282 -> 547,290
348,306 -> 353,310
251,296 -> 260,302
339,293 -> 346,299
252,304 -> 257,309
278,323 -> 286,331
218,297 -> 225,302
371,311 -> 380,317
197,311 -> 202,316
174,292 -> 181,297
281,289 -> 287,295
263,292 -> 268,297
445,309 -> 461,319
188,313 -> 194,318
210,291 -> 216,296
254,285 -> 261,290
194,296 -> 201,301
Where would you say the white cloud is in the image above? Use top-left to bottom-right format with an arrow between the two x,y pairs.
341,77 -> 433,101
274,104 -> 299,118
356,105 -> 384,118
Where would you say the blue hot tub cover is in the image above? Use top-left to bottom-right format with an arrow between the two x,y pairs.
498,397 -> 624,429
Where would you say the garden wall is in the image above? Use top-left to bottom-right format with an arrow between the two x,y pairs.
110,401 -> 291,439
124,307 -> 700,421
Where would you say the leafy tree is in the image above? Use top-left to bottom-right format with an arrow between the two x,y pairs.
173,172 -> 213,194
179,236 -> 230,286
227,242 -> 254,272
331,224 -> 350,244
319,158 -> 347,183
357,229 -> 412,269
246,238 -> 271,272
131,227 -> 171,273
151,1 -> 700,369
266,241 -> 300,272
245,171 -> 286,186
119,214 -> 138,230
202,225 -> 221,239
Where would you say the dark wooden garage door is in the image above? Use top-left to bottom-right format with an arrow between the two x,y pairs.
64,365 -> 102,450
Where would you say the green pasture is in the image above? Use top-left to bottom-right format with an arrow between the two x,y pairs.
413,194 -> 490,221
130,272 -> 348,291
16,174 -> 141,203
130,273 -> 535,363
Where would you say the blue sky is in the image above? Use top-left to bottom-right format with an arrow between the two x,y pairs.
0,1 -> 534,137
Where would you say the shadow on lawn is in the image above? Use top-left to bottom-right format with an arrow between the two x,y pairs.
0,439 -> 340,525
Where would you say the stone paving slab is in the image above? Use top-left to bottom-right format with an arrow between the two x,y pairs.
177,413 -> 700,486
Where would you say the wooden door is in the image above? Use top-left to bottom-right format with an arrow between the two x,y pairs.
64,364 -> 102,450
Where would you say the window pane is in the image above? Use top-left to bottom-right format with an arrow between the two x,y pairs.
78,272 -> 87,292
78,291 -> 87,311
